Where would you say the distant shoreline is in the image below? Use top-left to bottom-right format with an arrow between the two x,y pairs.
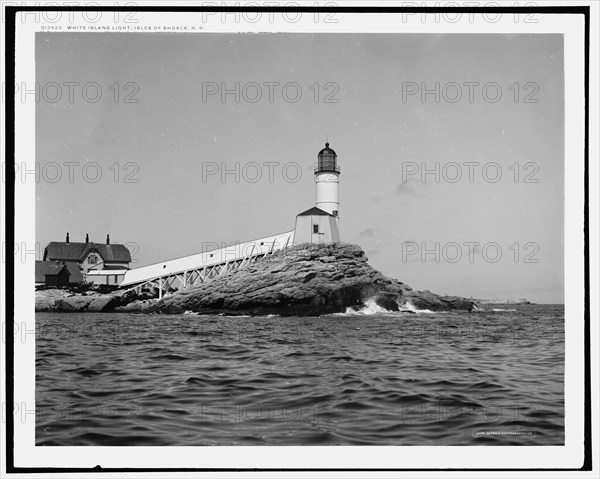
473,298 -> 533,305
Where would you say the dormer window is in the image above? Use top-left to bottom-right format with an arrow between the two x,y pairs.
88,255 -> 98,264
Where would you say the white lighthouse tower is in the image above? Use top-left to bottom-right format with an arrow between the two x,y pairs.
314,142 -> 340,220
291,142 -> 341,245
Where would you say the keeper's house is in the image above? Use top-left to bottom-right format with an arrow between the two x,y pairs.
43,233 -> 131,286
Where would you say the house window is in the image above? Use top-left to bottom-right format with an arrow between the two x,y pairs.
88,255 -> 97,264
313,225 -> 319,234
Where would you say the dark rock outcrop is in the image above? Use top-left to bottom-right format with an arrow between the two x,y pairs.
35,243 -> 476,315
114,298 -> 159,312
148,243 -> 475,316
35,288 -> 139,313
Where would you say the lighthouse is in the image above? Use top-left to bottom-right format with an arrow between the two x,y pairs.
121,141 -> 343,291
314,142 -> 340,220
290,142 -> 341,245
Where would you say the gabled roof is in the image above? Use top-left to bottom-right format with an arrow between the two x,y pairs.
44,242 -> 131,263
297,206 -> 334,217
35,261 -> 67,283
63,261 -> 84,283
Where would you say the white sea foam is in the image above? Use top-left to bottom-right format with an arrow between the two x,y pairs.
335,299 -> 440,316
398,302 -> 438,314
342,299 -> 393,315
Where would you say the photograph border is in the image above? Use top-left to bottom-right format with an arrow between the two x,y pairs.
3,3 -> 592,473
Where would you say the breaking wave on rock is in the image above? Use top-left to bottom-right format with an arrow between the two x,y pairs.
397,301 -> 439,315
337,299 -> 442,316
341,299 -> 394,315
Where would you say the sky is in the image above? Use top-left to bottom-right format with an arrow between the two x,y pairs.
35,33 -> 564,303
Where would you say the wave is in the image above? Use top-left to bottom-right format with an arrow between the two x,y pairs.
399,302 -> 440,315
332,299 -> 392,316
474,308 -> 517,313
335,299 -> 441,316
348,299 -> 394,315
36,306 -> 565,446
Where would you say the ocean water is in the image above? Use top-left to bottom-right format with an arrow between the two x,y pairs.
35,303 -> 564,446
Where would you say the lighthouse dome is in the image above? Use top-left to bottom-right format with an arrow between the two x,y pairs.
315,142 -> 339,174
318,142 -> 337,157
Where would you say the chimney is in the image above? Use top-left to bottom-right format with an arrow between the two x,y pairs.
85,233 -> 89,243
66,232 -> 69,244
106,234 -> 110,245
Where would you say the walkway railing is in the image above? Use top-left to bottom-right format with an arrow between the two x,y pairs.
120,231 -> 294,299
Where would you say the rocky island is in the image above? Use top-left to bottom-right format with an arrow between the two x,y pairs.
35,243 -> 476,315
